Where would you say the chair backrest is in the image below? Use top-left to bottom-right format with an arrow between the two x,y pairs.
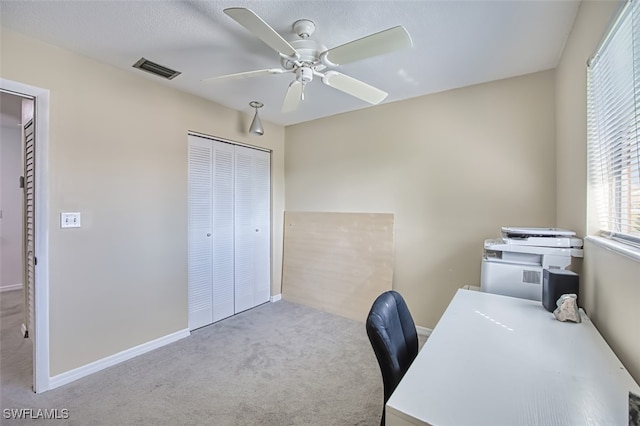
366,290 -> 419,403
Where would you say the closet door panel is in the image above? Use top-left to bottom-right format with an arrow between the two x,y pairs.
212,141 -> 236,322
253,150 -> 271,305
187,136 -> 213,330
234,146 -> 256,313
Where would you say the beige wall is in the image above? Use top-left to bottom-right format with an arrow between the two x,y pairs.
0,28 -> 285,376
555,0 -> 640,382
285,70 -> 557,328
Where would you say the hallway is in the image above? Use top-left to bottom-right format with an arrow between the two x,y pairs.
0,289 -> 33,403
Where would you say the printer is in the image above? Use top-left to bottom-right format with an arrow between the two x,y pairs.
480,227 -> 583,301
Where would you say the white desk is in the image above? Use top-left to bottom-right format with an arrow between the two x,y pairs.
386,289 -> 640,426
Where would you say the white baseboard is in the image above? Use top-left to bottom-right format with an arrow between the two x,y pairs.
0,283 -> 23,292
270,294 -> 282,302
48,328 -> 190,391
416,325 -> 432,338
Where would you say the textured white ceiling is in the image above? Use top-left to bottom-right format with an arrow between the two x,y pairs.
0,0 -> 580,126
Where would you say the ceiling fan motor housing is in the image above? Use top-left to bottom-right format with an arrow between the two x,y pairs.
281,39 -> 328,71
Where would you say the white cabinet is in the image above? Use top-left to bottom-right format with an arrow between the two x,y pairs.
188,134 -> 270,330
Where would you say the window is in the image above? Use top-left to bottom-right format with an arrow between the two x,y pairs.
587,0 -> 640,248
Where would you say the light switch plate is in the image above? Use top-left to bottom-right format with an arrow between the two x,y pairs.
60,212 -> 81,228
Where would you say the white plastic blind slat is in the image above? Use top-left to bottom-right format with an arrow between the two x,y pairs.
587,0 -> 640,242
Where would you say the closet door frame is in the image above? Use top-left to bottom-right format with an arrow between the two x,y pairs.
187,132 -> 272,330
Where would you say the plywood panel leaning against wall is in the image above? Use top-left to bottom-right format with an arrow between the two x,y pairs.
282,211 -> 394,322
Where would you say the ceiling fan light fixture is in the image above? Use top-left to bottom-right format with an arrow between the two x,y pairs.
249,101 -> 264,136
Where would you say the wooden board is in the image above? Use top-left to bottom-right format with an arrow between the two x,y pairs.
282,211 -> 394,322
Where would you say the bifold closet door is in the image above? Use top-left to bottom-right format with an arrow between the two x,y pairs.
188,135 -> 270,330
234,146 -> 271,313
188,136 -> 214,330
211,142 -> 235,322
188,137 -> 235,330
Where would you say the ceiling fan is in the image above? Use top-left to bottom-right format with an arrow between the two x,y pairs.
204,7 -> 413,112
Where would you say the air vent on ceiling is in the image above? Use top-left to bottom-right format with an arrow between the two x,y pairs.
132,58 -> 181,80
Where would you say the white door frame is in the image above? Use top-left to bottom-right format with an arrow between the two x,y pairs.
0,78 -> 50,393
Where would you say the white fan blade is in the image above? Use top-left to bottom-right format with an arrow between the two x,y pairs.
282,81 -> 303,112
322,71 -> 388,104
202,68 -> 285,83
224,8 -> 298,58
320,26 -> 412,66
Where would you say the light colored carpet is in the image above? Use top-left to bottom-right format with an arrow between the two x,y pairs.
1,289 -> 425,425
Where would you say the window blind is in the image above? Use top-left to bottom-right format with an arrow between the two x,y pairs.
587,0 -> 640,246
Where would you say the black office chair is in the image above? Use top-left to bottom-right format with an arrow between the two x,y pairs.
366,290 -> 419,426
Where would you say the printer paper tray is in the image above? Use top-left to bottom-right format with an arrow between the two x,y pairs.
482,257 -> 540,267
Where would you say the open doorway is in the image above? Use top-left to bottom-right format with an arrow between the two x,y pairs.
0,78 -> 50,393
0,92 -> 26,293
0,91 -> 34,392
